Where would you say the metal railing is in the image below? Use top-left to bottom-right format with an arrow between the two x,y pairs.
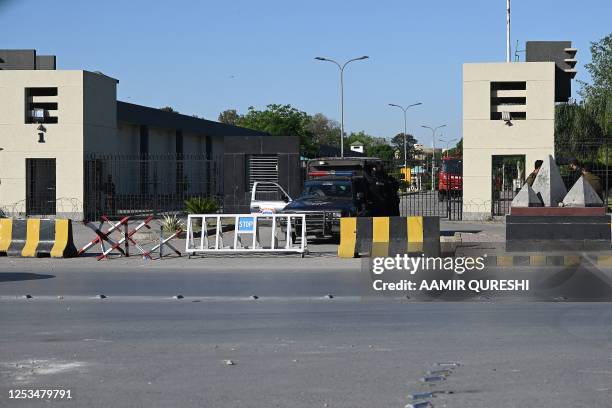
84,153 -> 223,220
493,140 -> 611,216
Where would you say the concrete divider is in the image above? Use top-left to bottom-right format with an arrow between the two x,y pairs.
0,219 -> 77,258
0,218 -> 12,255
338,216 -> 440,258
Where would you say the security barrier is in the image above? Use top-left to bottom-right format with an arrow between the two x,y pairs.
186,214 -> 307,256
0,219 -> 77,258
338,216 -> 440,258
78,216 -> 155,260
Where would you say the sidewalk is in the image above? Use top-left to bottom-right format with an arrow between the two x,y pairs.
441,220 -> 506,243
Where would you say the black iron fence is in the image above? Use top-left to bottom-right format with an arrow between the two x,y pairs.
383,157 -> 463,220
492,140 -> 610,216
556,140 -> 610,205
84,153 -> 223,221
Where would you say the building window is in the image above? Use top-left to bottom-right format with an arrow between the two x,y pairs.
490,81 -> 526,120
25,87 -> 58,124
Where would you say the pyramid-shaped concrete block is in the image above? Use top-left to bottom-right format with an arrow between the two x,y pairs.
511,183 -> 543,207
562,176 -> 604,207
531,155 -> 567,207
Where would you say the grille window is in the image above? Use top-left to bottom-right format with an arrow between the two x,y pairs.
247,155 -> 278,192
25,87 -> 58,124
490,81 -> 526,121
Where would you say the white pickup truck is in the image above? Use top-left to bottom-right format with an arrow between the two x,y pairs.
249,181 -> 292,214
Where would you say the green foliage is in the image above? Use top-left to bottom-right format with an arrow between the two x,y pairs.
307,113 -> 341,148
447,139 -> 462,157
184,197 -> 219,214
366,144 -> 395,162
555,33 -> 611,162
218,109 -> 240,125
345,130 -> 373,147
160,106 -> 178,113
236,104 -> 317,156
578,33 -> 612,106
161,214 -> 185,233
219,105 -> 399,159
555,102 -> 604,156
390,133 -> 417,163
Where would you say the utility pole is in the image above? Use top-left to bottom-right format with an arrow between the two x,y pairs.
506,0 -> 511,62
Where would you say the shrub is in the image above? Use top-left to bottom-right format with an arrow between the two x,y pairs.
184,197 -> 219,214
161,214 -> 185,233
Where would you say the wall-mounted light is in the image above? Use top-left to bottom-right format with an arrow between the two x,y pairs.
502,111 -> 513,126
36,124 -> 47,143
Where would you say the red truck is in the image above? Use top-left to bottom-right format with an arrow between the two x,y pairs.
438,157 -> 462,201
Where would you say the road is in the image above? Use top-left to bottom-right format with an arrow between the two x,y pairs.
1,299 -> 611,408
1,261 -> 612,407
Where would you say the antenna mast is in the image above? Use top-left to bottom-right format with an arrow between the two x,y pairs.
506,0 -> 511,62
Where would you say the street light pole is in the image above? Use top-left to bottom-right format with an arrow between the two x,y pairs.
315,55 -> 369,158
421,124 -> 447,191
388,102 -> 422,170
438,137 -> 457,157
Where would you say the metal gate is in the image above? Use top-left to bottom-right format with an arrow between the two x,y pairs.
491,155 -> 525,216
395,160 -> 462,220
400,187 -> 462,220
26,158 -> 56,216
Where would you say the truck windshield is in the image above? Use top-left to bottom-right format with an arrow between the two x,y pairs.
441,160 -> 462,174
301,181 -> 352,198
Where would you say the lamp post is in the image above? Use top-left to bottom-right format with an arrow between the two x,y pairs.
438,137 -> 457,157
388,102 -> 422,170
315,55 -> 369,158
421,124 -> 446,191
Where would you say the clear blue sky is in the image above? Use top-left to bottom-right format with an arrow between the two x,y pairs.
1,0 -> 610,146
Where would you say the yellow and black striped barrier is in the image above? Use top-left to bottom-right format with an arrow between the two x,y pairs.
0,219 -> 77,258
338,216 -> 440,258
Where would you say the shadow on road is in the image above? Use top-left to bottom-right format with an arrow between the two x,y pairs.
0,273 -> 55,283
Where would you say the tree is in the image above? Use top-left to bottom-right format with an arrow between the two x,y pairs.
579,34 -> 612,103
366,144 -> 395,162
578,33 -> 612,138
306,113 -> 341,147
447,138 -> 462,157
218,109 -> 241,126
237,104 -> 317,157
160,106 -> 178,113
555,102 -> 604,160
390,133 -> 417,163
555,33 -> 611,162
346,130 -> 375,148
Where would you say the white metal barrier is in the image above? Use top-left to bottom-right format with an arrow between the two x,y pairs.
186,213 -> 307,256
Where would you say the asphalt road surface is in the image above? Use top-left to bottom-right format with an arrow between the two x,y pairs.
1,263 -> 612,407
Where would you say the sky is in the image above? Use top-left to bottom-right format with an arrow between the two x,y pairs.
1,0 -> 610,147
